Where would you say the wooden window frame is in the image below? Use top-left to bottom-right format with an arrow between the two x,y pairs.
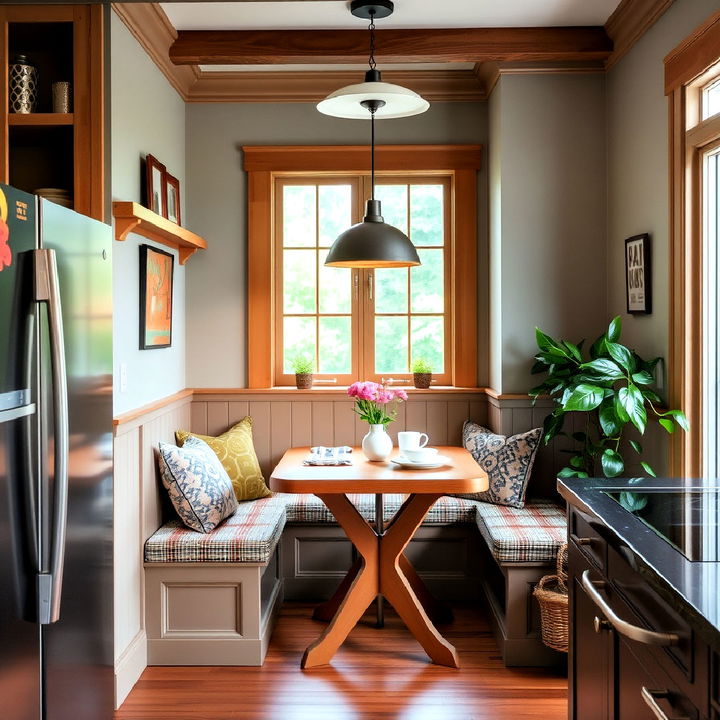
244,145 -> 482,389
665,10 -> 720,476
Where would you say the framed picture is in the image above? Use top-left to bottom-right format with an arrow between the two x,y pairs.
144,154 -> 166,217
165,173 -> 181,225
139,245 -> 174,349
625,233 -> 651,314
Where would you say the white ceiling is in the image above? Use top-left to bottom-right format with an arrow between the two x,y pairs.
162,0 -> 622,32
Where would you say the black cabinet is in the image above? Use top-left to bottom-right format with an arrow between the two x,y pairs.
568,506 -> 709,720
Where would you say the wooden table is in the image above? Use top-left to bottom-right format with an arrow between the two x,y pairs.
269,446 -> 487,669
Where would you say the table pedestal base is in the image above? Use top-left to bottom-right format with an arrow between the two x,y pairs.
302,493 -> 459,670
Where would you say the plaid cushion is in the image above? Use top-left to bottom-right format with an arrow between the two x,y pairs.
278,493 -> 476,525
474,499 -> 566,564
144,496 -> 286,563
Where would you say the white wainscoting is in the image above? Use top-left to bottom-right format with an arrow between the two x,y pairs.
113,391 -> 193,708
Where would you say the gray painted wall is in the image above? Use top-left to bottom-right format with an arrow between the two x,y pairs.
607,0 -> 720,370
184,101 -> 488,388
606,0 -> 720,474
489,73 -> 607,393
111,12 -> 186,414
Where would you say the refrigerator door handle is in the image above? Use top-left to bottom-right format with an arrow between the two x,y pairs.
32,248 -> 69,625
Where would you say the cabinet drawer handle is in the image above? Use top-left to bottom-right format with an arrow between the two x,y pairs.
640,687 -> 689,720
580,570 -> 680,646
571,534 -> 594,546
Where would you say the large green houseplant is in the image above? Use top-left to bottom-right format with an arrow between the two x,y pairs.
529,317 -> 688,479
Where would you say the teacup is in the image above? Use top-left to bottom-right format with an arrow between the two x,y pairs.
404,447 -> 439,463
398,431 -> 429,454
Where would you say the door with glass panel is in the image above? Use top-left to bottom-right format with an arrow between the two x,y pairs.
274,178 -> 362,386
366,177 -> 451,385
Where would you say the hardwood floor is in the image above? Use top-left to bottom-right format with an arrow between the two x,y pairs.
115,602 -> 567,720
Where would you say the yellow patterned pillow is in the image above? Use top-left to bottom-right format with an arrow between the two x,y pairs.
175,417 -> 272,501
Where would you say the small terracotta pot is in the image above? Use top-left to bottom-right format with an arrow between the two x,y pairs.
295,373 -> 313,389
413,372 -> 432,389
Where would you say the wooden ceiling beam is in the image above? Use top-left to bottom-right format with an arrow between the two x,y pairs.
169,27 -> 613,66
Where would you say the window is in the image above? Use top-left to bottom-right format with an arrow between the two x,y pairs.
244,145 -> 481,388
665,12 -> 720,476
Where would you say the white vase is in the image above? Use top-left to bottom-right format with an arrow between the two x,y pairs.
362,423 -> 393,461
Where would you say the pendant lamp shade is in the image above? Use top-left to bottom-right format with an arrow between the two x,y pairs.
325,199 -> 420,268
317,71 -> 430,120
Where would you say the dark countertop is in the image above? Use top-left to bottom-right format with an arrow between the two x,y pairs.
558,476 -> 720,653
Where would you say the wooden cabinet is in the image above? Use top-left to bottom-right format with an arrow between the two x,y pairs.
568,506 -> 710,720
0,5 -> 104,220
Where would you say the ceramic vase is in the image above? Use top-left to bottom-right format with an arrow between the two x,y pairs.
362,424 -> 393,461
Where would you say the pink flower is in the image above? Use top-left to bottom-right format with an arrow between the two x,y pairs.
375,389 -> 394,404
393,389 -> 408,401
347,382 -> 362,398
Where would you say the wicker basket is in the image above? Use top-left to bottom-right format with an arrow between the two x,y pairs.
533,543 -> 569,653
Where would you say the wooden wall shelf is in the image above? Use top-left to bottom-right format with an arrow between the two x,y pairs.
9,113 -> 74,127
112,201 -> 207,264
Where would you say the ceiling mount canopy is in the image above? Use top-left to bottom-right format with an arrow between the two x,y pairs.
316,0 -> 430,120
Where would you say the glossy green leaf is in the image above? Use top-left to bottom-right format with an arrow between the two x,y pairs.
562,341 -> 583,362
535,328 -> 565,355
640,461 -> 657,478
581,358 -> 624,381
601,448 -> 624,477
641,388 -> 662,404
570,455 -> 585,469
563,384 -> 606,412
606,342 -> 636,373
614,393 -> 630,423
542,412 -> 564,445
662,409 -> 690,432
590,334 -> 607,360
599,399 -> 622,436
607,316 -> 622,342
631,370 -> 654,386
618,384 -> 646,434
658,418 -> 675,434
629,440 -> 642,454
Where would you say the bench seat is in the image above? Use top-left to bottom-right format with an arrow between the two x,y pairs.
280,492 -> 477,525
145,498 -> 286,563
474,500 -> 566,564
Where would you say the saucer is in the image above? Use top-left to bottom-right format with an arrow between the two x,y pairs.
392,454 -> 451,470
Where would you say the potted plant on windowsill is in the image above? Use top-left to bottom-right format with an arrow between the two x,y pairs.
530,316 -> 688,485
411,357 -> 433,389
291,356 -> 314,390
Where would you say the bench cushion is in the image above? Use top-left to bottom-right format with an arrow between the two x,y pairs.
475,500 -> 566,564
280,493 -> 477,525
145,497 -> 286,563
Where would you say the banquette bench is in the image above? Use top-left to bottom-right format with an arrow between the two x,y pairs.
143,488 -> 566,667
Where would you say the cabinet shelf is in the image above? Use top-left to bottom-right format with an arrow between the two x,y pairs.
8,113 -> 74,127
112,201 -> 207,265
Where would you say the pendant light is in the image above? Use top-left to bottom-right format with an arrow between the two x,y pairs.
317,0 -> 429,120
322,0 -> 423,269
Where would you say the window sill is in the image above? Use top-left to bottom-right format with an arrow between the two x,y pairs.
192,386 -> 488,395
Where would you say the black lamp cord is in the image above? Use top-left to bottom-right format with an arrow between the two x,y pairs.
368,10 -> 377,71
370,105 -> 376,200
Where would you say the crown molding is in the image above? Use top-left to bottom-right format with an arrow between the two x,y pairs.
112,2 -> 196,100
604,0 -> 675,70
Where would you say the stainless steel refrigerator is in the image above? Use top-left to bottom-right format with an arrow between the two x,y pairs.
0,184 -> 113,720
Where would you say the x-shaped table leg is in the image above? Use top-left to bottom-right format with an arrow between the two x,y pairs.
301,493 -> 459,669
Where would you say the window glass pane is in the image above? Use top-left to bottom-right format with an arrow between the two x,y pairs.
319,316 -> 351,374
375,268 -> 408,314
410,185 -> 444,246
411,249 -> 444,313
283,316 -> 316,374
375,316 -> 408,373
318,249 -> 351,314
411,316 -> 444,373
283,185 -> 316,247
374,185 -> 408,234
319,185 -> 352,247
703,79 -> 720,121
283,249 -> 316,313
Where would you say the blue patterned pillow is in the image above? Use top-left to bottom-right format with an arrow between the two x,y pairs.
457,421 -> 542,508
157,436 -> 238,533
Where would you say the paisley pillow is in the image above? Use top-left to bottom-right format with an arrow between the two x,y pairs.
456,421 -> 542,508
176,417 -> 271,502
158,436 -> 238,533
